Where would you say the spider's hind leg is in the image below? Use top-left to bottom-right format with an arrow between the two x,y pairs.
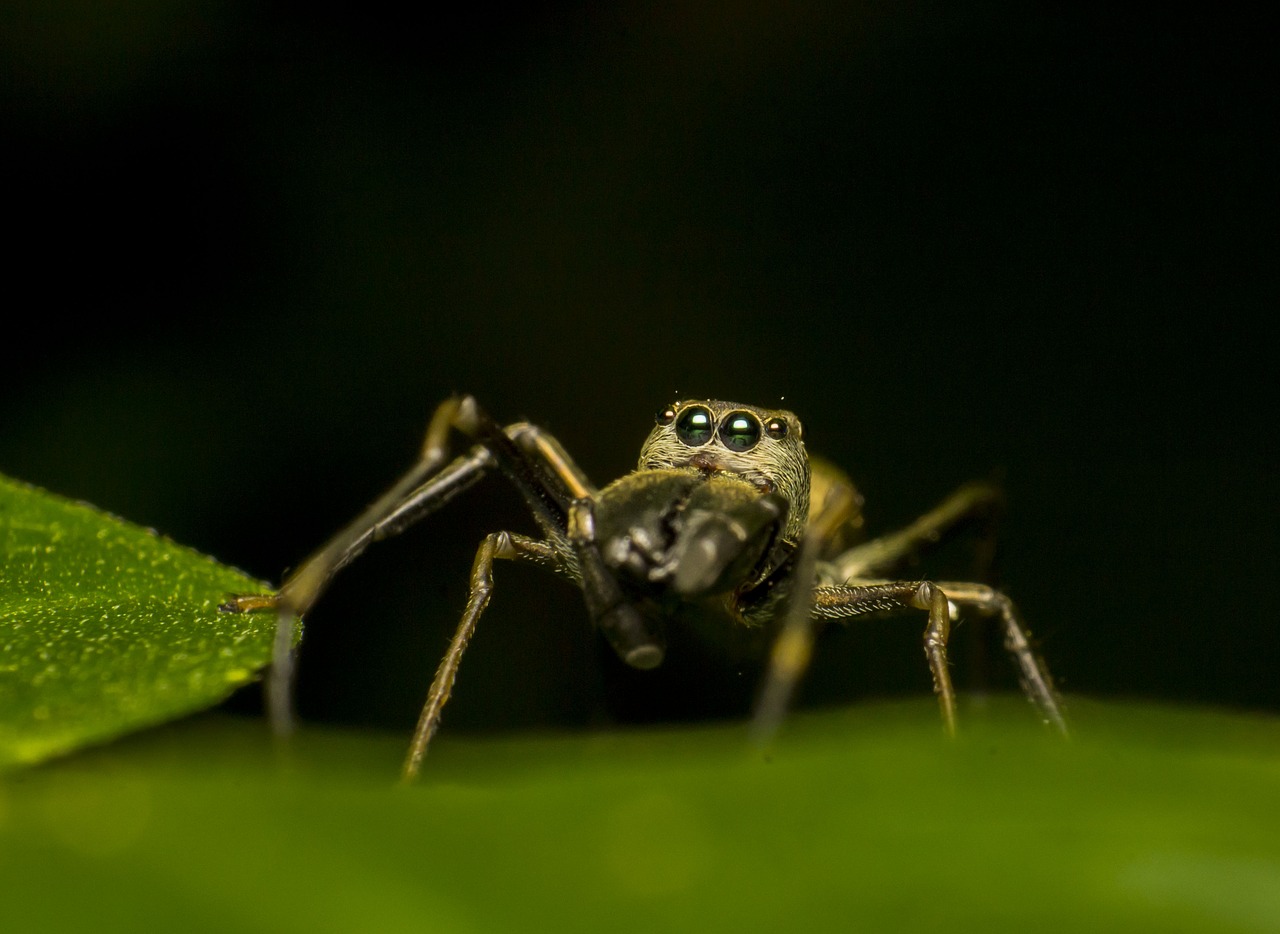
821,480 -> 1065,734
751,475 -> 1065,743
828,481 -> 1004,580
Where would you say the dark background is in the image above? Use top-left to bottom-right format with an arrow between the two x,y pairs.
4,2 -> 1274,734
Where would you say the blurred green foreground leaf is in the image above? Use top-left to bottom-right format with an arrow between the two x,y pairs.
2,700 -> 1279,934
0,473 -> 277,769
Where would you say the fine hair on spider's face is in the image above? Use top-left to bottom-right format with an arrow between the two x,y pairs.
638,400 -> 811,545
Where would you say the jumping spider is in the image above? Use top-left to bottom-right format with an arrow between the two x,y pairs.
224,397 -> 1066,780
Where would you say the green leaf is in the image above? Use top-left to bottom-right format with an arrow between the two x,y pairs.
2,699 -> 1278,933
4,480 -> 1277,931
0,473 -> 279,769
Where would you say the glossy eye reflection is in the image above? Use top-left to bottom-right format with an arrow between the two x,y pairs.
675,405 -> 714,446
718,411 -> 762,452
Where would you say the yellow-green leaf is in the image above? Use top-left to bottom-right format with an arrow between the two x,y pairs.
0,473 -> 278,768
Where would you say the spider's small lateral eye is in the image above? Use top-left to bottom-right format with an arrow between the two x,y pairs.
675,405 -> 714,446
656,405 -> 677,426
718,411 -> 762,452
765,418 -> 788,440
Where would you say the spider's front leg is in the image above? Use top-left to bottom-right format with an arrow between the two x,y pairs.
221,395 -> 588,736
222,397 -> 485,732
402,531 -> 561,782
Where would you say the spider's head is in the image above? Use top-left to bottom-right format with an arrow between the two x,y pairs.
637,399 -> 811,544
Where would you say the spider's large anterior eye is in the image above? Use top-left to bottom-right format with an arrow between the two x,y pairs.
675,405 -> 714,446
718,411 -> 762,452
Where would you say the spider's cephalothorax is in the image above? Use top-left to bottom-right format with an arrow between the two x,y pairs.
593,401 -> 809,608
223,395 -> 1067,781
638,400 -> 810,541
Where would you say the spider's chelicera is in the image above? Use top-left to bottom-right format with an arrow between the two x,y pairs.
224,396 -> 1066,781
